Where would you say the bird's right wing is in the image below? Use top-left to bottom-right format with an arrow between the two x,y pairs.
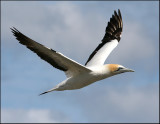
11,27 -> 91,78
85,9 -> 123,67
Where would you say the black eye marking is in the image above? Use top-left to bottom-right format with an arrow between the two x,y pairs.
116,67 -> 123,71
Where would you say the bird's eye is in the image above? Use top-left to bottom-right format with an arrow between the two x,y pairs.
116,67 -> 123,71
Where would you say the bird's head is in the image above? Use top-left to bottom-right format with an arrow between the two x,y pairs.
108,64 -> 134,75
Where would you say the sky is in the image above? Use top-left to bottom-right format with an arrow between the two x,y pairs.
1,1 -> 159,123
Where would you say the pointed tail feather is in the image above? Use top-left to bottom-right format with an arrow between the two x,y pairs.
39,88 -> 57,96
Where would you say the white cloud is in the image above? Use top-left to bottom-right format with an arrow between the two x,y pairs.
71,83 -> 159,123
1,1 -> 107,63
2,83 -> 158,123
1,109 -> 72,123
2,1 -> 157,65
106,21 -> 156,65
1,1 -> 159,123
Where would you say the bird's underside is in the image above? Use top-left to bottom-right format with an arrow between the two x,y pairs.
10,9 -> 133,96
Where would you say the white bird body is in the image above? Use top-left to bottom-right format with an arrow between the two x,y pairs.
11,9 -> 134,95
52,65 -> 112,91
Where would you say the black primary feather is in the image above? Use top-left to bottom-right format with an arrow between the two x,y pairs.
11,27 -> 68,71
85,9 -> 123,65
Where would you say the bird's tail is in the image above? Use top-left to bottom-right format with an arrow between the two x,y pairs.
39,88 -> 57,96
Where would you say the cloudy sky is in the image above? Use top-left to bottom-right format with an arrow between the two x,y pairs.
1,1 -> 159,123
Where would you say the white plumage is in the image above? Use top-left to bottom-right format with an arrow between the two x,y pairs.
11,9 -> 134,95
86,39 -> 118,67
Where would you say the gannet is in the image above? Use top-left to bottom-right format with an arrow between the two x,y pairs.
11,9 -> 134,95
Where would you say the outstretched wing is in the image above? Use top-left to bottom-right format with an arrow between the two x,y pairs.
85,9 -> 123,67
11,27 -> 91,78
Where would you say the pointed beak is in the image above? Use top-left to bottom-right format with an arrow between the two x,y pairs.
123,68 -> 135,72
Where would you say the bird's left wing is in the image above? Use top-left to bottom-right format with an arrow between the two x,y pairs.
85,9 -> 123,67
11,27 -> 91,78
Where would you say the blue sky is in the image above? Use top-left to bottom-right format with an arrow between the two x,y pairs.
1,1 -> 159,123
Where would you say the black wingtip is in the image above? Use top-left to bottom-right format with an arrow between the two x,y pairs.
10,27 -> 20,36
10,27 -> 17,31
39,91 -> 48,96
114,10 -> 117,15
10,27 -> 15,32
104,9 -> 123,41
114,9 -> 121,16
85,9 -> 123,66
118,9 -> 122,19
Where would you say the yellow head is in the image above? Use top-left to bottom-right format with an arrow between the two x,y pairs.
107,64 -> 134,74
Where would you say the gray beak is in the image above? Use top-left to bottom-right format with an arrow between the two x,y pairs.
123,68 -> 135,72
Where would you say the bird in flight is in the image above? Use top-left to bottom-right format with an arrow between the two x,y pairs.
11,9 -> 134,95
